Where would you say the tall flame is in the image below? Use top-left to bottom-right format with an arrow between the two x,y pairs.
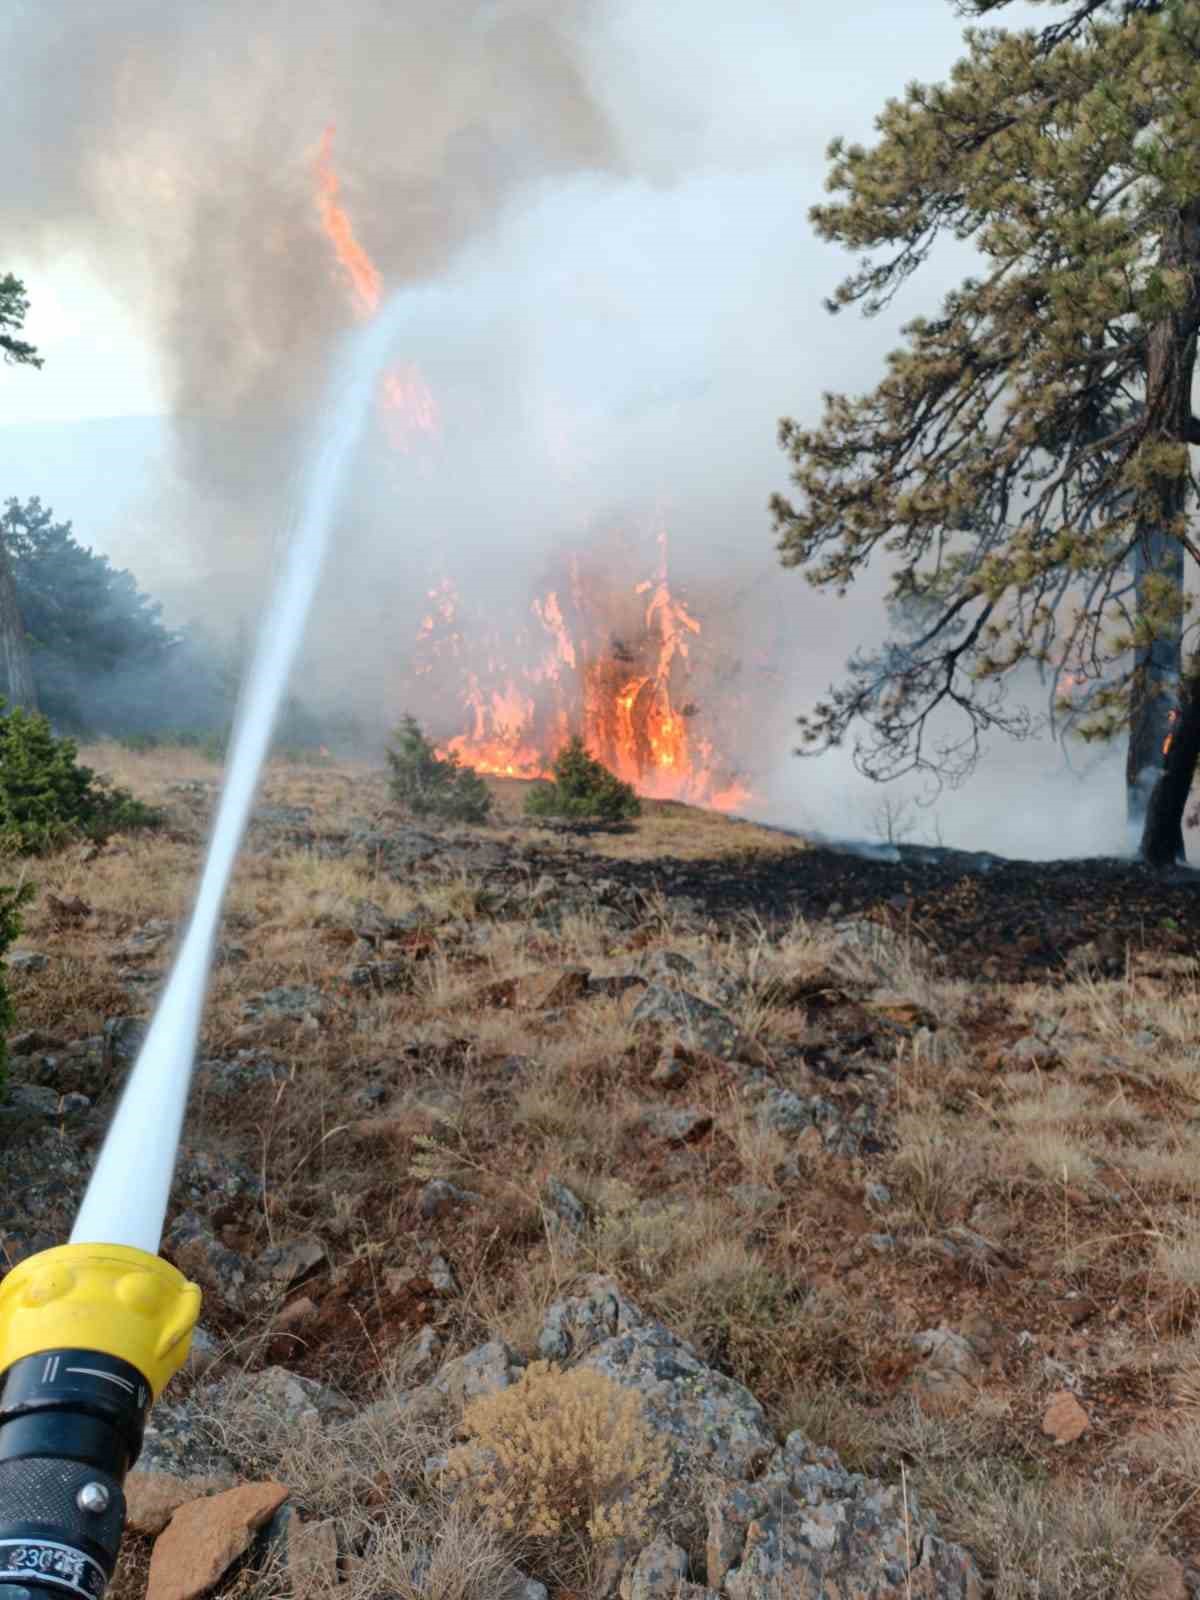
314,126 -> 381,318
313,126 -> 441,449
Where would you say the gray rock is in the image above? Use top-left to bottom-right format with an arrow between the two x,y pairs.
242,985 -> 325,1021
358,826 -> 442,874
138,1395 -> 236,1480
714,1431 -> 981,1599
5,1083 -> 64,1118
195,1054 -> 285,1095
103,1016 -> 148,1071
230,1365 -> 351,1426
757,1089 -> 837,1137
636,1107 -> 713,1145
538,1276 -> 776,1484
864,1182 -> 892,1209
729,1184 -> 782,1216
164,1211 -> 249,1309
349,899 -> 401,943
343,958 -> 411,991
173,1146 -> 261,1207
183,1324 -> 222,1379
7,951 -> 48,973
619,1536 -> 689,1600
631,984 -> 756,1063
420,1178 -> 483,1220
404,1325 -> 443,1381
433,1340 -> 524,1406
639,950 -> 698,981
255,1236 -> 328,1293
911,1327 -> 982,1379
542,1176 -> 588,1233
866,1234 -> 896,1254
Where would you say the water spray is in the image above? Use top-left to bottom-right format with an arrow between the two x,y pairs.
0,293 -> 417,1600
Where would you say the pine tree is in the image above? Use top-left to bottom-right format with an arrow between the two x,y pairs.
0,274 -> 40,710
772,0 -> 1200,865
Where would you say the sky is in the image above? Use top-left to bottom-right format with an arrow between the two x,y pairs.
2,0 -> 1120,858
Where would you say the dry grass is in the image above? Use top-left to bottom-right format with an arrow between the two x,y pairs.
12,748 -> 1200,1595
486,776 -> 806,861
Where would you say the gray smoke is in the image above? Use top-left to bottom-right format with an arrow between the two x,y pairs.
3,0 -> 1117,857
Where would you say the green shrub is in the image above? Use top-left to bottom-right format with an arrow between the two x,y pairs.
0,879 -> 36,1096
386,715 -> 493,824
525,737 -> 641,823
118,728 -> 224,757
0,703 -> 162,854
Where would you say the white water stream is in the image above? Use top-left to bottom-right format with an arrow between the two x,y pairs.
71,296 -> 414,1251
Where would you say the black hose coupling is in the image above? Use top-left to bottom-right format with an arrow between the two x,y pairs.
0,1347 -> 150,1600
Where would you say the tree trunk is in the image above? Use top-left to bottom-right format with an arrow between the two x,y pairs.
1127,532 -> 1183,836
1139,654 -> 1200,867
1135,201 -> 1200,864
0,537 -> 35,711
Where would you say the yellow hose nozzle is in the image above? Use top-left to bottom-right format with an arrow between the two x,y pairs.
0,1243 -> 201,1398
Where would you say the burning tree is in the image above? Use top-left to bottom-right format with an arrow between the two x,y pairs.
772,0 -> 1200,866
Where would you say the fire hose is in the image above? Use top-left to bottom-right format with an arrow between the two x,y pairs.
0,287 -> 421,1600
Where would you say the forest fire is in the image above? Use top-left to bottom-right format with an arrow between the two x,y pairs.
314,128 -> 749,811
414,541 -> 751,809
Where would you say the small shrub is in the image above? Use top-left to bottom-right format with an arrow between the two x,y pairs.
525,737 -> 640,823
445,1360 -> 671,1543
386,715 -> 493,824
0,879 -> 36,1094
117,728 -> 227,760
0,703 -> 161,854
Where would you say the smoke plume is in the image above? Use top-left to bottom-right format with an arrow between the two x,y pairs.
3,0 -> 1116,855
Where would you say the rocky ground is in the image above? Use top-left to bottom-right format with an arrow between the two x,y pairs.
5,745 -> 1200,1600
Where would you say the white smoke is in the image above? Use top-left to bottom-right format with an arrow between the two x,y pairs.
2,0 -> 1115,858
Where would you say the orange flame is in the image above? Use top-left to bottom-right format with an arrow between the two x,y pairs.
380,364 -> 440,451
313,126 -> 441,451
417,535 -> 751,810
314,126 -> 381,318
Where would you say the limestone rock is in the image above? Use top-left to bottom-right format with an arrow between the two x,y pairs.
146,1481 -> 288,1600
